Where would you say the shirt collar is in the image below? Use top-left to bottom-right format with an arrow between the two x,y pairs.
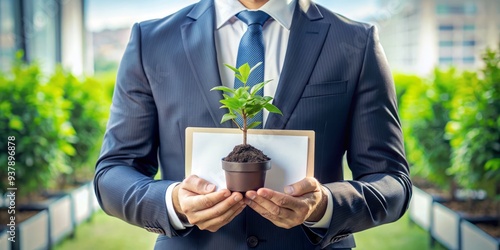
214,0 -> 297,30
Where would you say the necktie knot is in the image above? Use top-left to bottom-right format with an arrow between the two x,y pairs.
237,10 -> 270,27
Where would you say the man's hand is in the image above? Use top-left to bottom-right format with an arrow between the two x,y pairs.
244,177 -> 328,229
173,175 -> 246,232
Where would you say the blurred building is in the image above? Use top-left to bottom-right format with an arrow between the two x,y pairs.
92,27 -> 130,73
0,0 -> 90,74
376,0 -> 500,75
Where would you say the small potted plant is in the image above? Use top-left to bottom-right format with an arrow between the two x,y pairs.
211,62 -> 282,192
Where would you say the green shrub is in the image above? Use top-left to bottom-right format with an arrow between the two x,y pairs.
401,68 -> 459,193
0,58 -> 75,197
393,73 -> 419,113
0,55 -> 114,197
446,47 -> 500,197
50,68 -> 111,184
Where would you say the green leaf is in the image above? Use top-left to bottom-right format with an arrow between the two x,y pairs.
234,87 -> 250,98
250,95 -> 263,103
250,80 -> 272,96
220,98 -> 244,110
264,103 -> 283,115
235,74 -> 245,84
9,116 -> 24,130
245,106 -> 263,118
262,96 -> 273,103
224,64 -> 239,74
485,158 -> 500,171
247,121 -> 262,129
238,63 -> 251,84
249,62 -> 263,75
211,86 -> 235,94
221,113 -> 237,123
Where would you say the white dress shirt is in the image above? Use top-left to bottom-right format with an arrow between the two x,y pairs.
166,0 -> 333,231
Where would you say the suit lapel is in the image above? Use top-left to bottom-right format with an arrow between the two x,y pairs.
181,0 -> 232,128
265,3 -> 330,129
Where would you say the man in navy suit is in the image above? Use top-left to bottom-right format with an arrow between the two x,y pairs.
94,0 -> 412,249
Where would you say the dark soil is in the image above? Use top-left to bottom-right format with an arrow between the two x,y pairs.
412,176 -> 452,200
223,144 -> 270,163
477,224 -> 500,238
444,200 -> 499,219
0,208 -> 40,224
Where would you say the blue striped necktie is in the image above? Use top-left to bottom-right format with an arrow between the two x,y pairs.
235,10 -> 270,129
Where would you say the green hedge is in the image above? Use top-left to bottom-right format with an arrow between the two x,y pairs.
399,46 -> 500,199
50,69 -> 111,184
399,69 -> 458,192
446,48 -> 500,197
0,56 -> 112,197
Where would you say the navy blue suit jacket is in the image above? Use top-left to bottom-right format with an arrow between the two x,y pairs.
94,0 -> 412,249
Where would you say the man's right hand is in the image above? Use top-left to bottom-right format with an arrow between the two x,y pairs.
172,175 -> 246,232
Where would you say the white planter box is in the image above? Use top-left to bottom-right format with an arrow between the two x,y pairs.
409,186 -> 434,230
461,220 -> 499,250
16,209 -> 49,250
71,183 -> 92,225
0,230 -> 11,250
47,195 -> 73,245
431,202 -> 461,250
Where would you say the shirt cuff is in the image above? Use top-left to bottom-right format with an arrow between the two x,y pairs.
165,182 -> 193,230
303,186 -> 333,229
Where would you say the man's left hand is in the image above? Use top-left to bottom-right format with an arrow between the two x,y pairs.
245,177 -> 328,229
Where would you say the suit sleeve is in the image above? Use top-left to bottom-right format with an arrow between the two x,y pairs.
319,25 -> 412,248
93,23 -> 190,238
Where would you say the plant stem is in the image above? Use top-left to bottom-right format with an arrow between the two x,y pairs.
242,112 -> 247,145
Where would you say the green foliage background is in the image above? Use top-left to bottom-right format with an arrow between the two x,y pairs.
399,46 -> 500,198
0,56 -> 113,197
446,48 -> 500,196
400,69 -> 458,191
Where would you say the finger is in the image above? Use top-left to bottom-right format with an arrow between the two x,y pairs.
244,195 -> 292,229
246,190 -> 295,216
183,189 -> 232,213
189,192 -> 244,219
182,175 -> 216,195
196,200 -> 246,232
197,200 -> 247,232
284,177 -> 319,196
256,188 -> 304,210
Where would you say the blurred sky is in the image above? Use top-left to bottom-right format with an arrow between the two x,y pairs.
87,0 -> 379,31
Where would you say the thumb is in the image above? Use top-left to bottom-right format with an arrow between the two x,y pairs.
183,175 -> 216,194
284,177 -> 318,196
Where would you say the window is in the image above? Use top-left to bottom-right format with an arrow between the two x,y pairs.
436,4 -> 477,15
0,0 -> 85,74
23,0 -> 60,72
463,3 -> 477,15
439,57 -> 453,64
0,0 -> 20,70
463,57 -> 475,64
463,24 -> 475,31
463,40 -> 476,46
439,25 -> 454,31
439,41 -> 454,47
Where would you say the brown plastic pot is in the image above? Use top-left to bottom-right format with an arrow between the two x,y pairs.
221,160 -> 271,192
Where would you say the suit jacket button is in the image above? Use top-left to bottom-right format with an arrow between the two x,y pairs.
246,235 -> 259,248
